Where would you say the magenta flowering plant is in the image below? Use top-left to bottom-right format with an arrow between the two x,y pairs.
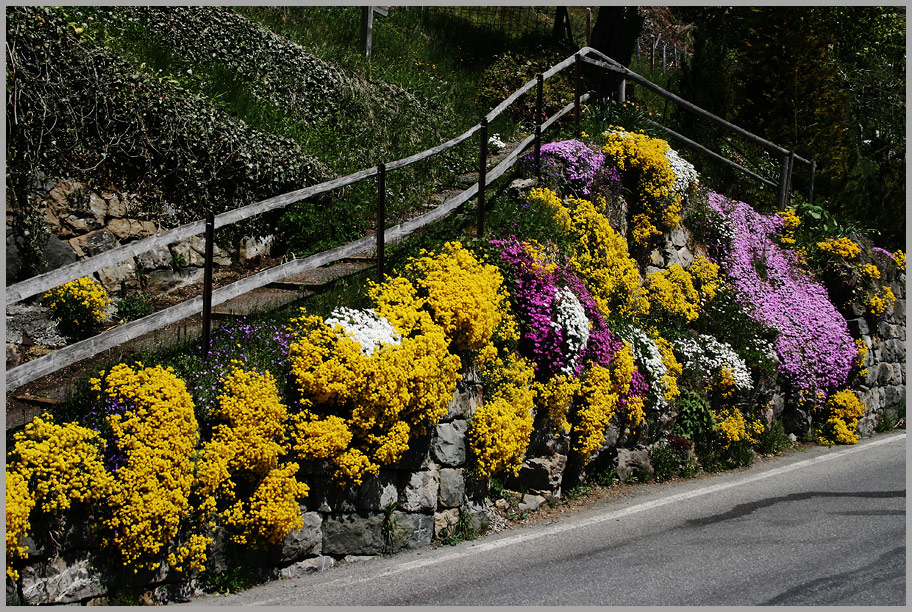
706,193 -> 855,404
490,236 -> 629,380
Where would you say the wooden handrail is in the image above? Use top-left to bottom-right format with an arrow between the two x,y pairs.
5,44 -> 812,392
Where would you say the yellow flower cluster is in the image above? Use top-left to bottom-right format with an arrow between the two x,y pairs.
6,414 -> 114,578
816,237 -> 860,259
645,264 -> 701,323
654,335 -> 682,403
194,365 -> 307,552
167,534 -> 211,575
529,188 -> 647,317
892,249 -> 905,272
533,374 -> 581,434
688,255 -> 722,305
5,470 -> 34,580
855,338 -> 868,368
573,342 -> 642,460
713,407 -> 762,449
41,276 -> 110,335
9,414 -> 113,515
601,129 -> 682,245
817,389 -> 866,445
289,250 -> 468,484
777,208 -> 801,246
399,241 -> 512,352
868,286 -> 896,317
92,363 -> 199,572
715,367 -> 738,399
861,263 -> 881,280
222,462 -> 308,547
468,354 -> 536,477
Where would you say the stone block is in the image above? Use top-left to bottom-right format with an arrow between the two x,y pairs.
669,224 -> 690,248
885,384 -> 905,410
648,248 -> 665,267
137,245 -> 173,271
20,555 -> 103,605
518,494 -> 547,512
846,317 -> 869,337
322,514 -> 386,556
876,362 -> 894,385
434,508 -> 460,538
69,228 -> 119,259
513,454 -> 567,492
277,511 -> 323,564
389,512 -> 434,551
144,267 -> 205,295
240,235 -> 274,260
615,448 -> 654,482
279,556 -> 335,579
445,381 -> 483,421
400,468 -> 439,512
432,420 -> 468,466
105,194 -> 128,218
43,234 -> 79,271
106,218 -> 158,241
437,468 -> 465,509
355,472 -> 399,512
96,259 -> 138,296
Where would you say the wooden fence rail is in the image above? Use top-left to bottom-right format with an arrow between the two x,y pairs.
5,44 -> 808,392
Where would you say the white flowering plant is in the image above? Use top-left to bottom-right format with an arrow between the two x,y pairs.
324,307 -> 401,357
613,321 -> 673,411
488,133 -> 506,154
550,287 -> 591,375
674,333 -> 753,393
666,146 -> 699,196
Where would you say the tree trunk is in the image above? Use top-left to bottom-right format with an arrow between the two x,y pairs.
589,7 -> 645,99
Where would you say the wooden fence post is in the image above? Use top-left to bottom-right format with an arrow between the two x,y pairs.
377,162 -> 386,281
809,160 -> 817,205
361,7 -> 373,59
586,8 -> 591,46
785,151 -> 796,206
478,118 -> 487,238
201,213 -> 215,361
574,53 -> 581,127
535,73 -> 543,179
777,152 -> 790,211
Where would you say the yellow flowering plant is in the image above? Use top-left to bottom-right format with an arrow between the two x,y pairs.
468,353 -> 536,477
90,362 -> 199,572
527,188 -> 648,318
601,128 -> 687,247
190,364 -> 308,559
644,264 -> 701,324
816,389 -> 866,445
41,276 -> 111,337
6,414 -> 114,578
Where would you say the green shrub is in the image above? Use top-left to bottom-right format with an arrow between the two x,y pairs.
755,418 -> 792,456
649,443 -> 680,483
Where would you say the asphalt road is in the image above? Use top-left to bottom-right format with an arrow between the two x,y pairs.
188,431 -> 906,606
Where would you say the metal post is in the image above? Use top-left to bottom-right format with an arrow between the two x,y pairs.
377,163 -> 386,281
809,160 -> 817,205
201,213 -> 214,361
574,53 -> 581,127
535,73 -> 543,179
777,152 -> 790,211
478,118 -> 488,238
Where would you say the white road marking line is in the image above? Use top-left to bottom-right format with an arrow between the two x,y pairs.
251,432 -> 905,605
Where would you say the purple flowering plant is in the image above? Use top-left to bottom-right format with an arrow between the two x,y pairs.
523,139 -> 622,200
706,192 -> 855,403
